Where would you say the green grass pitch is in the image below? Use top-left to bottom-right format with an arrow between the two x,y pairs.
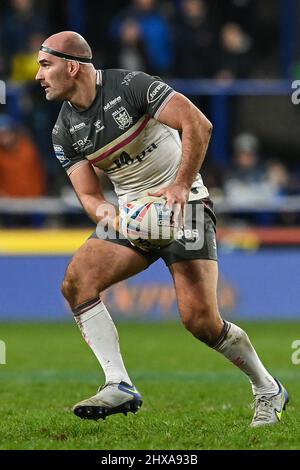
0,321 -> 299,450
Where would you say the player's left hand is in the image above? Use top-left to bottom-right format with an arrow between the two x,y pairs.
148,183 -> 189,227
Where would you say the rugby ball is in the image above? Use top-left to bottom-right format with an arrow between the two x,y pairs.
120,196 -> 178,250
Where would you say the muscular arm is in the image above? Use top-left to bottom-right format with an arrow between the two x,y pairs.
69,162 -> 118,226
158,92 -> 213,192
150,93 -> 212,209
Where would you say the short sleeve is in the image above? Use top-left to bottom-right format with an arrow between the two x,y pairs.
52,122 -> 87,175
123,72 -> 176,119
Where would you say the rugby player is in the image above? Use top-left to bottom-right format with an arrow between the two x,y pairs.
36,31 -> 288,426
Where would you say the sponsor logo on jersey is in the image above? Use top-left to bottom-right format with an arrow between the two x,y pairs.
54,145 -> 71,167
94,119 -> 105,133
135,142 -> 158,163
107,142 -> 158,172
72,137 -> 93,152
147,81 -> 170,104
112,106 -> 133,130
104,96 -> 122,112
69,122 -> 86,134
121,71 -> 140,86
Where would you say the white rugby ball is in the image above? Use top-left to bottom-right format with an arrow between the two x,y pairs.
120,196 -> 178,250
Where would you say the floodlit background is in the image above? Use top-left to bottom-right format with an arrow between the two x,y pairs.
0,0 -> 299,451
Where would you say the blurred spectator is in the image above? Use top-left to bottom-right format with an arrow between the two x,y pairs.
110,0 -> 174,75
0,0 -> 48,78
264,160 -> 299,226
212,0 -> 254,35
21,81 -> 61,194
214,22 -> 253,80
116,19 -> 149,72
265,160 -> 291,198
10,31 -> 43,83
224,133 -> 271,205
222,133 -> 300,226
0,115 -> 46,197
225,133 -> 296,203
174,0 -> 213,78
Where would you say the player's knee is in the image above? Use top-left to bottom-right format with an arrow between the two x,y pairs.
181,304 -> 222,345
180,303 -> 210,334
61,266 -> 78,303
61,259 -> 85,302
62,260 -> 103,310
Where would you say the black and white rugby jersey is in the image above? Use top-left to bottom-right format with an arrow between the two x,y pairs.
52,69 -> 209,204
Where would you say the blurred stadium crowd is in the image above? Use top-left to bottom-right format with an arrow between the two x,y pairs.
0,0 -> 300,228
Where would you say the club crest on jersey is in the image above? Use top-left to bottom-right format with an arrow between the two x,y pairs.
112,107 -> 133,130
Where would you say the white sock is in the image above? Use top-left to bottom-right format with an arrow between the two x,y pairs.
215,322 -> 278,396
74,299 -> 132,386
